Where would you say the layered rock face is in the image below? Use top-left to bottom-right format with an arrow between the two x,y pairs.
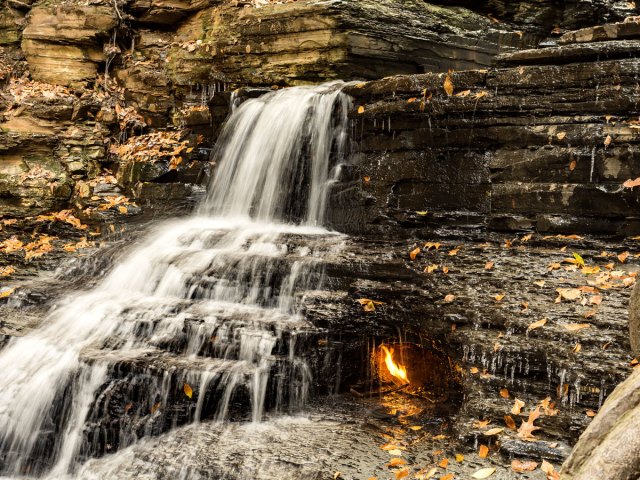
0,0 -> 545,223
331,19 -> 640,237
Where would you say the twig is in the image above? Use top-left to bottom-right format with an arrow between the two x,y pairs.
350,383 -> 410,398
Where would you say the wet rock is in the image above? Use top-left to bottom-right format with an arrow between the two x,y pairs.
561,367 -> 640,480
335,43 -> 640,236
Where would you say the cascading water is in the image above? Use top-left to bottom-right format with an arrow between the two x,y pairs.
0,82 -> 350,478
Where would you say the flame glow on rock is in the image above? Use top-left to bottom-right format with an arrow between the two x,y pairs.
381,345 -> 409,383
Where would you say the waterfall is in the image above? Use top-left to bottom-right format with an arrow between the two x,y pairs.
0,82 -> 350,478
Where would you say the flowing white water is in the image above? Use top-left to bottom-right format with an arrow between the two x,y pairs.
0,81 -> 350,477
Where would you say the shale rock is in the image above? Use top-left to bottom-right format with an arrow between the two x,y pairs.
21,2 -> 117,86
334,25 -> 640,236
629,283 -> 640,355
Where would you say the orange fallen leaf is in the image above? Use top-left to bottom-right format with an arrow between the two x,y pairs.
395,468 -> 409,479
357,106 -> 365,114
528,318 -> 547,331
444,294 -> 456,303
494,294 -> 505,302
485,261 -> 494,270
504,415 -> 517,430
511,459 -> 538,473
500,388 -> 510,398
388,458 -> 407,468
439,458 -> 449,468
618,251 -> 630,263
479,444 -> 489,458
410,247 -> 421,260
443,75 -> 454,96
183,383 -> 193,399
586,410 -> 597,417
517,406 -> 542,439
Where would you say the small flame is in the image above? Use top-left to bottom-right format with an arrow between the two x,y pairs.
381,345 -> 409,383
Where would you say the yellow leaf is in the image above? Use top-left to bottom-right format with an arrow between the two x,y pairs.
448,248 -> 459,256
416,211 -> 429,216
118,206 -> 128,214
470,367 -> 479,374
443,75 -> 454,96
494,293 -> 505,302
424,264 -> 438,273
572,252 -> 585,267
472,467 -> 496,478
455,454 -> 464,462
527,318 -> 547,331
357,106 -> 365,114
388,449 -> 403,456
573,343 -> 582,353
618,251 -> 630,263
483,427 -> 504,436
0,266 -> 16,277
409,425 -> 423,431
0,287 -> 16,299
183,383 -> 193,399
581,266 -> 601,274
410,247 -> 421,260
474,90 -> 488,99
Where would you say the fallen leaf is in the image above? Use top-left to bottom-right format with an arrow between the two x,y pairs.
388,458 -> 407,468
448,248 -> 459,256
504,415 -> 517,430
556,288 -> 582,301
444,75 -> 454,96
604,135 -> 612,147
183,383 -> 193,399
517,407 -> 542,439
569,160 -> 577,171
586,410 -> 596,417
455,454 -> 464,462
534,280 -> 546,287
416,211 -> 429,216
500,388 -> 510,398
511,460 -> 538,473
440,474 -> 454,480
541,460 -> 560,480
410,247 -> 421,260
528,318 -> 547,331
479,444 -> 489,458
444,294 -> 456,303
470,367 -> 479,374
564,323 -> 591,332
494,293 -> 505,302
438,458 -> 449,468
512,398 -> 525,415
618,251 -> 630,263
424,264 -> 438,273
485,261 -> 494,270
572,252 -> 585,267
415,467 -> 437,479
455,89 -> 471,97
483,428 -> 504,436
395,468 -> 409,480
557,131 -> 566,140
474,419 -> 490,428
573,343 -> 582,353
623,177 -> 640,188
0,287 -> 16,299
357,106 -> 365,114
472,467 -> 496,479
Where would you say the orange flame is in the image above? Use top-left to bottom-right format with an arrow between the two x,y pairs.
381,345 -> 409,383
